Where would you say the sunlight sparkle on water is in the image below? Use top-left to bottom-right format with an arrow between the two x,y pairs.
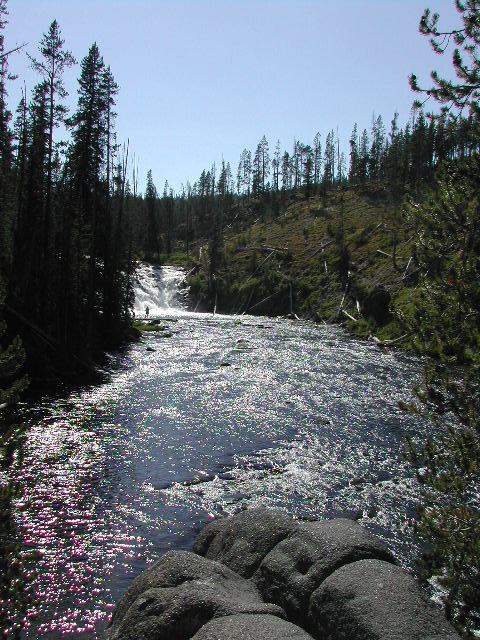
7,270 -> 430,639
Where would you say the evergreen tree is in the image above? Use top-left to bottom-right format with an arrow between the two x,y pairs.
313,132 -> 322,189
252,141 -> 261,196
0,0 -> 13,278
281,150 -> 291,190
163,179 -> 174,255
404,4 -> 480,634
292,139 -> 301,191
272,139 -> 281,192
410,1 -> 480,118
302,144 -> 313,197
144,169 -> 160,257
369,114 -> 385,183
348,123 -> 359,186
323,130 -> 335,188
243,149 -> 252,199
236,151 -> 244,196
358,128 -> 370,185
27,20 -> 75,272
259,135 -> 270,192
403,160 -> 480,636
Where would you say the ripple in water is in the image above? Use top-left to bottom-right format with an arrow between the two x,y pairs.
7,307 -> 429,639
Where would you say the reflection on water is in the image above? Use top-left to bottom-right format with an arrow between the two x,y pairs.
9,309 -> 428,639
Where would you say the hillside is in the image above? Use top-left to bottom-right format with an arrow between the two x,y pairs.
187,187 -> 418,344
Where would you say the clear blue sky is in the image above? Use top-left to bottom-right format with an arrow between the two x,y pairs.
6,0 -> 459,194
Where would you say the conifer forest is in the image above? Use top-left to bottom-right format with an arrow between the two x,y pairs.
0,0 -> 479,638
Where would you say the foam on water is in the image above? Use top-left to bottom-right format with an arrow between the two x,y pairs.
133,263 -> 189,317
6,268 -> 432,639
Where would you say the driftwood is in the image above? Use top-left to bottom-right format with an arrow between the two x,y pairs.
370,333 -> 410,348
246,290 -> 281,313
310,238 -> 335,258
184,266 -> 197,279
244,251 -> 275,284
377,249 -> 408,261
341,309 -> 357,322
241,285 -> 257,314
236,245 -> 287,255
261,245 -> 289,253
401,256 -> 413,280
403,265 -> 422,281
336,273 -> 350,317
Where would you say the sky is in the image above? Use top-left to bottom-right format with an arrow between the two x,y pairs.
5,0 -> 460,194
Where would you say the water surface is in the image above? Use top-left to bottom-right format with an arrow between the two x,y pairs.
7,267 -> 428,638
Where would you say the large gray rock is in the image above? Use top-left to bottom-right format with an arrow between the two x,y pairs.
193,506 -> 296,577
308,558 -> 460,640
253,518 -> 395,625
191,614 -> 314,640
109,550 -> 240,626
106,550 -> 284,640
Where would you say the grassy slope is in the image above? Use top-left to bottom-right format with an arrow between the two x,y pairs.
188,187 -> 419,344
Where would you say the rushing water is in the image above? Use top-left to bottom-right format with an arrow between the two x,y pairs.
5,265 -> 430,639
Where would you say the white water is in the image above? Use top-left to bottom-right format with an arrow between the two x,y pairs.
133,264 -> 189,317
10,264 -> 431,639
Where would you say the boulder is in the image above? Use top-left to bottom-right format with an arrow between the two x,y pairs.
308,558 -> 460,640
193,506 -> 296,577
106,550 -> 284,640
191,614 -> 314,640
253,518 -> 394,625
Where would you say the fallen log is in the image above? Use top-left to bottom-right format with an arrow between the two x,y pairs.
341,309 -> 357,322
370,333 -> 410,348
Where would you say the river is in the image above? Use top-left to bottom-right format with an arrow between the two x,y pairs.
5,265 -> 428,639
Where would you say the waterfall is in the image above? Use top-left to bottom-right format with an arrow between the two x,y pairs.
133,264 -> 189,317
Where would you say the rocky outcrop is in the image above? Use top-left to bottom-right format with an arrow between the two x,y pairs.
106,508 -> 460,640
106,550 -> 284,640
192,506 -> 296,578
191,614 -> 313,640
309,559 -> 459,640
252,518 -> 395,625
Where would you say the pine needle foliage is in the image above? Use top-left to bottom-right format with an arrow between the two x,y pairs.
401,158 -> 480,637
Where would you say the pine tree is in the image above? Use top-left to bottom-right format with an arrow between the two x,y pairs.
252,141 -> 261,197
259,135 -> 270,192
163,179 -> 174,256
272,139 -> 281,192
236,151 -> 244,196
369,114 -> 385,183
403,160 -> 480,636
302,144 -> 313,197
323,130 -> 335,188
313,132 -> 322,189
281,150 -> 291,190
292,139 -> 301,191
0,0 -> 13,278
348,123 -> 359,186
28,20 -> 75,272
409,1 -> 480,118
404,4 -> 480,634
358,128 -> 370,185
144,169 -> 160,257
